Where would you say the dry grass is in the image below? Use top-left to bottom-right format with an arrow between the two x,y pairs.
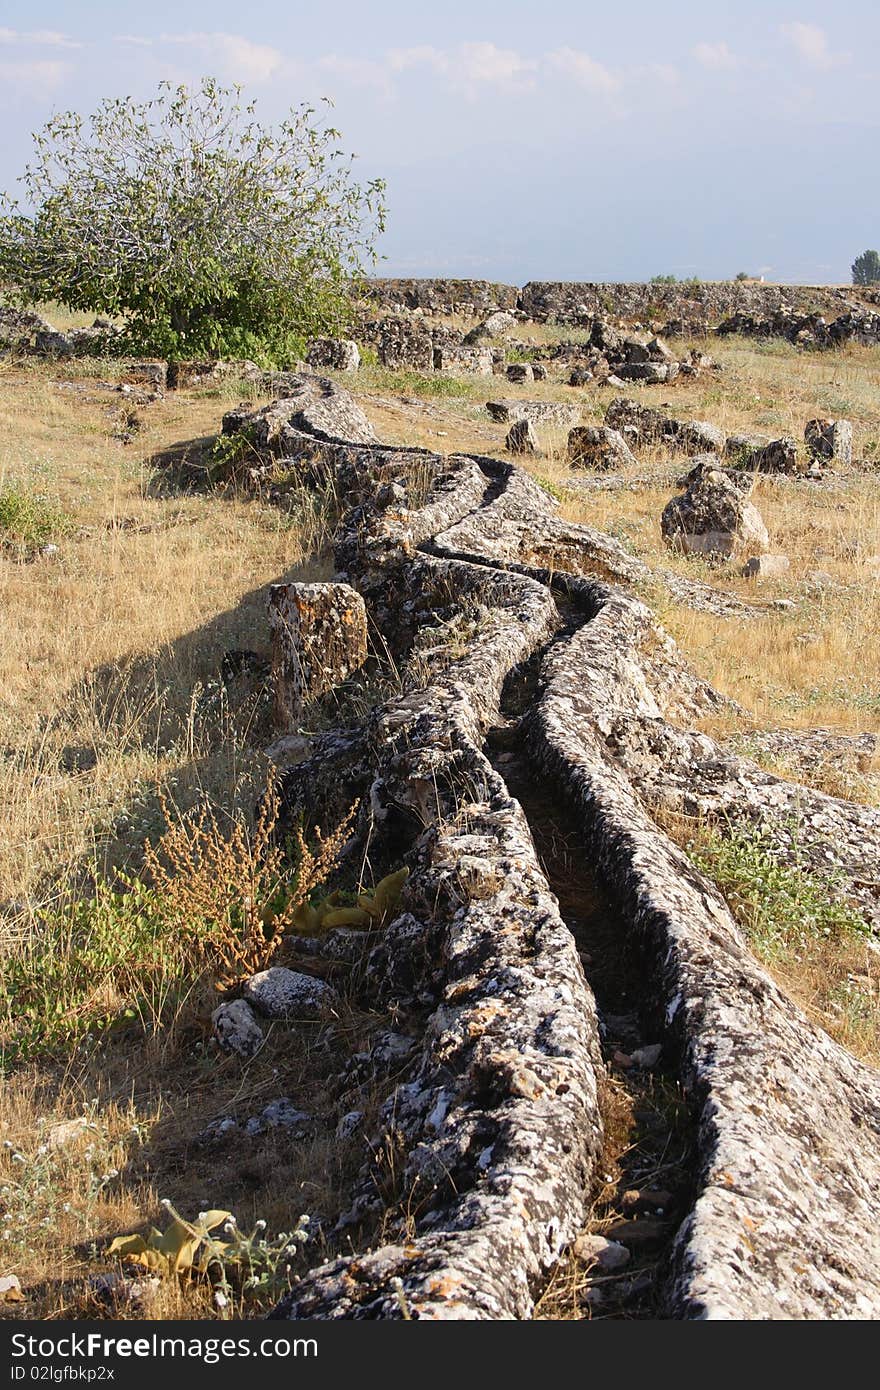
2,314 -> 879,1320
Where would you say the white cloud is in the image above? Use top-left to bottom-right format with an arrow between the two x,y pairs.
387,41 -> 536,91
0,57 -> 69,87
113,35 -> 154,48
458,41 -> 535,87
0,28 -> 81,49
780,21 -> 848,70
317,54 -> 393,94
692,41 -> 737,71
545,46 -> 619,92
158,32 -> 285,83
387,45 -> 446,74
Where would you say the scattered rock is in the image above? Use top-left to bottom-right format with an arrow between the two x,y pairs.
336,1110 -> 365,1141
572,1234 -> 631,1270
244,967 -> 338,1020
805,417 -> 853,467
662,467 -> 769,558
568,367 -> 593,387
212,999 -> 265,1058
377,317 -> 434,371
677,420 -> 726,455
306,338 -> 361,372
567,425 -> 637,471
268,580 -> 368,730
462,310 -> 518,344
244,1099 -> 316,1138
433,345 -> 493,376
506,363 -> 534,383
629,1043 -> 663,1069
741,554 -> 791,579
486,400 -> 582,427
506,418 -> 541,455
751,436 -> 802,475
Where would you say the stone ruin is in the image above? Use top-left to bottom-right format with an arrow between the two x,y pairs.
199,372 -> 880,1320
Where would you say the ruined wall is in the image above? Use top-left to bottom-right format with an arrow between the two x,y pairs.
365,278 -> 520,314
517,280 -> 864,328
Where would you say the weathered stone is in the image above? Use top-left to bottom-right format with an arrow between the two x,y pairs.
244,967 -> 338,1020
567,425 -> 638,471
616,361 -> 678,384
199,356 -> 880,1321
433,345 -> 493,376
572,1234 -> 631,1270
245,1099 -> 316,1137
486,400 -> 581,428
605,396 -> 678,445
662,468 -> 769,558
741,554 -> 791,579
805,417 -> 853,466
34,330 -> 73,356
568,367 -> 593,386
377,317 -> 434,370
725,431 -> 771,461
506,418 -> 541,455
306,338 -> 361,372
212,999 -> 265,1057
367,279 -> 518,316
677,420 -> 726,455
506,363 -> 534,383
268,581 -> 368,729
751,436 -> 802,475
0,305 -> 53,347
532,363 -> 548,381
222,373 -> 377,452
463,310 -> 518,344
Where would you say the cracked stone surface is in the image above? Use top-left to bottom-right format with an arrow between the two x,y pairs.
223,383 -> 880,1321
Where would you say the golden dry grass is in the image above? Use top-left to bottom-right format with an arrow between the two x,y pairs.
2,318 -> 879,1320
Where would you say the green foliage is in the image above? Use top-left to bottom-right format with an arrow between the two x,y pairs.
735,271 -> 750,281
533,476 -> 565,501
689,821 -> 869,960
206,427 -> 261,483
650,274 -> 677,285
851,249 -> 880,286
0,79 -> 386,362
106,1201 -> 310,1305
0,486 -> 71,553
0,875 -> 193,1068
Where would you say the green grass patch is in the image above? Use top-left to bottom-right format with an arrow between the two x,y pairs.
689,821 -> 869,959
0,877 -> 207,1069
0,486 -> 72,554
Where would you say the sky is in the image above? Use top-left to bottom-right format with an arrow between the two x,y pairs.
0,2 -> 877,285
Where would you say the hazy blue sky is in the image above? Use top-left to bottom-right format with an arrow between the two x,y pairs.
1,2 -> 877,284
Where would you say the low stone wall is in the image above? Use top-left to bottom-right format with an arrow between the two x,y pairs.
517,281 -> 861,328
366,277 -> 519,315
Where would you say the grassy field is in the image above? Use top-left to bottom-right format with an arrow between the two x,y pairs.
0,319 -> 878,1317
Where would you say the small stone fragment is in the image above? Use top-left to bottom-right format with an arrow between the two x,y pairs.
741,554 -> 791,579
572,1234 -> 631,1270
212,999 -> 265,1057
244,967 -> 338,1020
567,425 -> 637,471
506,418 -> 541,455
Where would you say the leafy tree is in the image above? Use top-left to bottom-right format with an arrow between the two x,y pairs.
735,271 -> 750,281
0,79 -> 386,361
851,249 -> 880,286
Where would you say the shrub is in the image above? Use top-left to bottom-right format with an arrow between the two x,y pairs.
0,79 -> 386,363
0,486 -> 71,554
